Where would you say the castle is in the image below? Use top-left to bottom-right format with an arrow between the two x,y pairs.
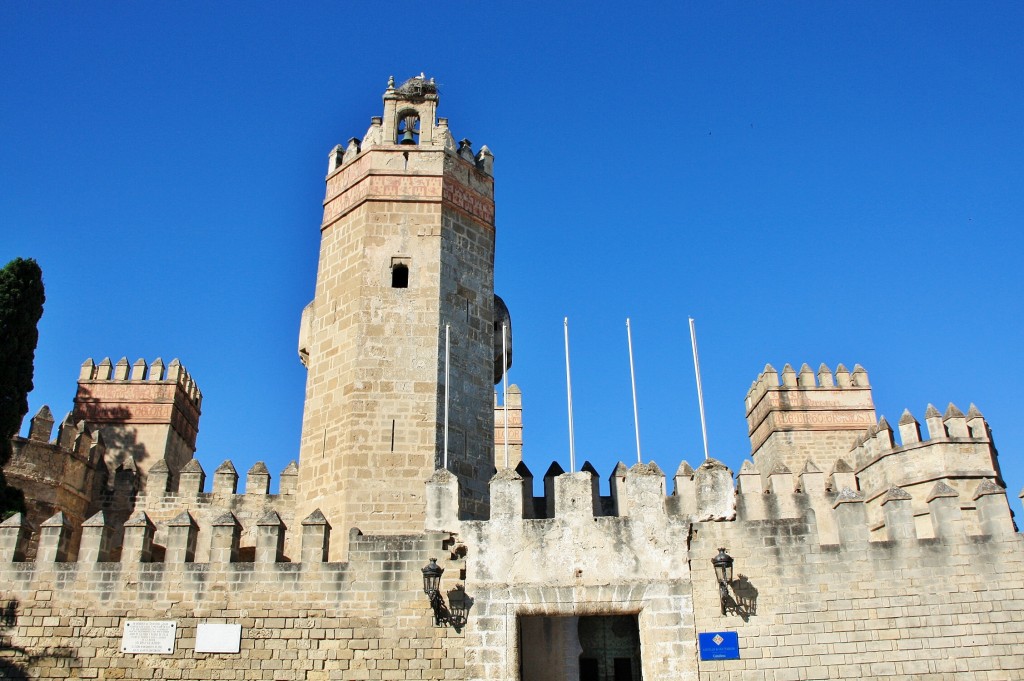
2,76 -> 1023,681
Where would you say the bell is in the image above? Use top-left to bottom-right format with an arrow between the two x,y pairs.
398,113 -> 419,145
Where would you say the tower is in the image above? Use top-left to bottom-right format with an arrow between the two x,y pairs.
73,356 -> 201,492
297,76 -> 500,555
745,362 -> 876,475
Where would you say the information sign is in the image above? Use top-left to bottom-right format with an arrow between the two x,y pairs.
121,620 -> 177,654
698,631 -> 740,660
196,623 -> 242,653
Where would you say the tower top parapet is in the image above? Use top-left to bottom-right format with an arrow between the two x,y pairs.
326,74 -> 493,179
745,363 -> 877,475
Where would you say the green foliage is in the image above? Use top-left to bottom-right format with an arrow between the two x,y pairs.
0,258 -> 44,516
0,469 -> 25,520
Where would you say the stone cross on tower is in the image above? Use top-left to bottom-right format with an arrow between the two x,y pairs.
296,75 -> 503,557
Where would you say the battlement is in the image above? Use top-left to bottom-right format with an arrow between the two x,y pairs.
0,496 -> 459,572
136,458 -> 299,563
6,408 -> 114,551
847,403 -> 1003,539
746,363 -> 877,475
327,75 -> 494,180
425,462 -> 1022,681
426,453 -> 1017,545
78,357 -> 202,409
9,449 -> 1014,572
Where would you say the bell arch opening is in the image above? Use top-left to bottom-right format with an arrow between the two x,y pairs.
396,110 -> 420,145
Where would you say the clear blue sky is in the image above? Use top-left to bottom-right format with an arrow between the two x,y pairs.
3,3 -> 1022,518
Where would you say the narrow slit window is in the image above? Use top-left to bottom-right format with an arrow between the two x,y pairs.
391,263 -> 409,288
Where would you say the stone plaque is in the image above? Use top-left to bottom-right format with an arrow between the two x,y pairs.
196,623 -> 242,653
121,620 -> 176,654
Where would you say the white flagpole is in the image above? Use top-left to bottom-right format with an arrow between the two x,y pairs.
626,318 -> 642,465
502,323 -> 509,469
689,317 -> 710,461
444,323 -> 450,470
564,317 -> 576,473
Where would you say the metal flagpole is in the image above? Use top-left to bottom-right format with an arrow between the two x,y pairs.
502,323 -> 509,469
626,318 -> 642,465
444,323 -> 450,470
564,317 -> 576,473
689,317 -> 710,461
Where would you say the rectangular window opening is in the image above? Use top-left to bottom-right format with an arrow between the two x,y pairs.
391,262 -> 409,288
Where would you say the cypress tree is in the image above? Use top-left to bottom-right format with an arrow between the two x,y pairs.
0,257 -> 45,515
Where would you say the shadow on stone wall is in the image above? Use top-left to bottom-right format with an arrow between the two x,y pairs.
73,385 -> 150,479
726,574 -> 759,622
0,599 -> 78,679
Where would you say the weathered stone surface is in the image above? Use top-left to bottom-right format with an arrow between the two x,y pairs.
2,76 -> 1023,681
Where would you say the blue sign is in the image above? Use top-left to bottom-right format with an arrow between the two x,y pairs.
698,631 -> 740,660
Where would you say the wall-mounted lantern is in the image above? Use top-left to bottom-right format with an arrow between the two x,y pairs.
421,558 -> 473,629
421,558 -> 447,626
711,547 -> 734,615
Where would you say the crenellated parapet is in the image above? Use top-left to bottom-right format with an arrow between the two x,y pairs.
427,461 -> 1023,681
6,406 -> 115,558
326,75 -> 493,177
746,363 -> 877,476
849,403 -> 1004,539
323,75 -> 494,224
137,458 -> 300,563
425,450 -> 1019,554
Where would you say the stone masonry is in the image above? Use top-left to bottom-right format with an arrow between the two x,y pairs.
296,76 -> 500,559
2,76 -> 1023,680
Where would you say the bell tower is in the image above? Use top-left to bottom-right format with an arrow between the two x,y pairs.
297,75 -> 499,556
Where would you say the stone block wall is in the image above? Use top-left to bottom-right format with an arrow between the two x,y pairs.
426,457 -> 1024,681
0,514 -> 466,681
493,385 -> 522,471
297,116 -> 497,557
691,507 -> 1024,679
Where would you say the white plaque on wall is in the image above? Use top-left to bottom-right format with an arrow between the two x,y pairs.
121,620 -> 177,654
196,623 -> 242,653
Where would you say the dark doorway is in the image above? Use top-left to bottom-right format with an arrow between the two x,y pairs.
580,658 -> 599,681
519,615 -> 642,681
578,616 -> 642,681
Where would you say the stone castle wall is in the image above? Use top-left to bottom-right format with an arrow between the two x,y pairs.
4,75 -> 1022,680
75,357 -> 202,492
2,418 -> 1022,680
5,409 -> 108,556
441,461 -> 1024,681
0,516 -> 465,680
